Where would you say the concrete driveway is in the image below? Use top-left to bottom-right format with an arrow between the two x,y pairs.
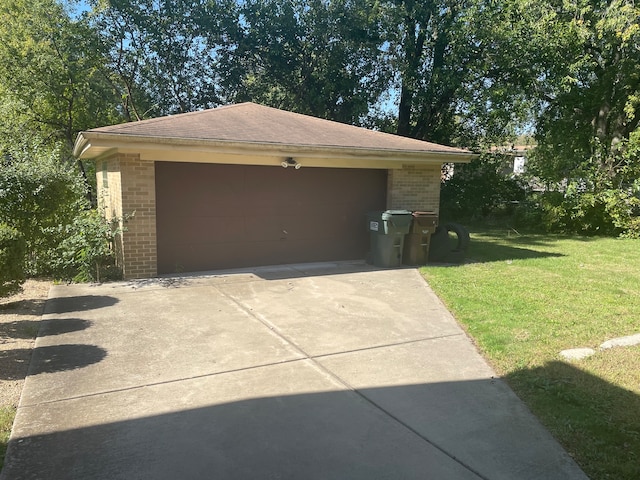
2,262 -> 588,480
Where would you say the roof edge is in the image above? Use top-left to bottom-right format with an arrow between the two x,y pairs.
74,131 -> 476,163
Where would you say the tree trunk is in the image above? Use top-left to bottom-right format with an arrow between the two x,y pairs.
395,4 -> 429,138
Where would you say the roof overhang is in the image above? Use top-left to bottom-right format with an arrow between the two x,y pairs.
74,132 -> 477,169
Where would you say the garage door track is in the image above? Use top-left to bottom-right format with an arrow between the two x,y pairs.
2,262 -> 588,480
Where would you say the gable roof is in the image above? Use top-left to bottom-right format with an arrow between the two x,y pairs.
74,102 -> 475,167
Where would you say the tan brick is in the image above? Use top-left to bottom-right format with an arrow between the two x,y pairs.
94,154 -> 157,279
386,164 -> 442,213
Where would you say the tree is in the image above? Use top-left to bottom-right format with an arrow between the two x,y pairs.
90,0 -> 230,117
529,0 -> 640,191
218,0 -> 389,124
381,0 -> 552,147
519,0 -> 640,236
0,0 -> 126,205
0,0 -> 122,152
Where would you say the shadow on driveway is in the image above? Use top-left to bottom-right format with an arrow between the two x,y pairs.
27,344 -> 107,376
38,318 -> 93,337
44,296 -> 119,315
1,266 -> 591,480
0,344 -> 106,380
1,380 -> 587,480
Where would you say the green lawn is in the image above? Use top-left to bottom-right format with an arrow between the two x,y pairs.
421,230 -> 640,480
0,406 -> 14,469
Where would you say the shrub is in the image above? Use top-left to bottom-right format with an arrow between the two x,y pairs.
440,154 -> 527,221
600,186 -> 640,238
513,186 -> 640,237
0,224 -> 26,297
52,209 -> 122,283
0,148 -> 87,275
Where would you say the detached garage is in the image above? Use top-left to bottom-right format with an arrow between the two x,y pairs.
73,103 -> 474,279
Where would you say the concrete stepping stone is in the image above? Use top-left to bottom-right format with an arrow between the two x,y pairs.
559,348 -> 596,360
560,332 -> 640,360
600,333 -> 640,350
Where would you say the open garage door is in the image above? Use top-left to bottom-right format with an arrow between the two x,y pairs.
155,162 -> 387,274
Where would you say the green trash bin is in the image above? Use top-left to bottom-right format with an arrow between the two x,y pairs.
366,210 -> 413,267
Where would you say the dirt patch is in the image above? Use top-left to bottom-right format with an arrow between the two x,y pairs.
0,280 -> 51,407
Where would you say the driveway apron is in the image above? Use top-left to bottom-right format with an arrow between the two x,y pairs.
1,263 -> 588,480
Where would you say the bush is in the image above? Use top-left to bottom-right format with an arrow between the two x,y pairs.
0,147 -> 87,275
513,185 -> 640,237
0,145 -> 123,283
52,209 -> 122,283
0,224 -> 26,297
513,189 -> 640,238
600,187 -> 640,238
440,154 -> 527,221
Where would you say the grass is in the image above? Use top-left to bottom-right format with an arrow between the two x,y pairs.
0,406 -> 15,469
421,230 -> 640,480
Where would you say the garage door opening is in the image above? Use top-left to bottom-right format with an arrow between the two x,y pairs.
155,162 -> 387,274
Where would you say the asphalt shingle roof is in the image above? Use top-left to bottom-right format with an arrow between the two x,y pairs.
88,102 -> 469,155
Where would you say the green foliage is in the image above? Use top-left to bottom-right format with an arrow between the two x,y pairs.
0,145 -> 121,282
529,0 -> 640,190
513,186 -> 640,237
0,405 -> 15,471
83,0 -> 554,144
600,186 -> 640,238
52,209 -> 122,283
384,0 -> 548,146
90,0 -> 225,117
0,146 -> 87,275
219,0 -> 388,124
0,224 -> 26,298
0,0 -> 123,151
533,190 -> 618,236
440,155 -> 527,221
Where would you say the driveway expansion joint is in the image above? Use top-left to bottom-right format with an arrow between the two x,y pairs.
311,332 -> 465,360
17,357 -> 309,408
213,284 -> 490,479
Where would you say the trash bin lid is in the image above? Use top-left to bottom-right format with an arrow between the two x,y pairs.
411,211 -> 438,226
412,211 -> 437,217
382,209 -> 412,218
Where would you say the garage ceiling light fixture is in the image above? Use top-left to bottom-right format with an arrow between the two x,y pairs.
281,157 -> 301,169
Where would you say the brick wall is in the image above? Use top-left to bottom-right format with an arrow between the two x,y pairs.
386,164 -> 442,213
119,154 -> 157,279
96,154 -> 157,279
97,155 -> 125,271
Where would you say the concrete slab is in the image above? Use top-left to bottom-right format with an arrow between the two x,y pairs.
2,263 -> 589,480
560,347 -> 596,360
317,336 -> 586,480
21,282 -> 303,404
219,268 -> 460,357
8,361 -> 481,480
